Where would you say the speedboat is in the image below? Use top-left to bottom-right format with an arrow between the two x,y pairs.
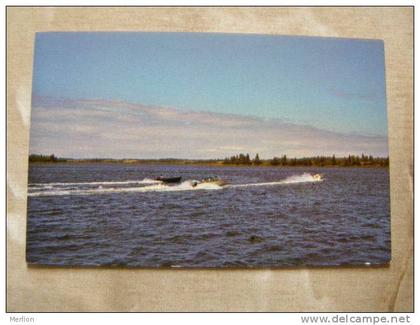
155,176 -> 182,184
192,176 -> 228,187
312,173 -> 322,181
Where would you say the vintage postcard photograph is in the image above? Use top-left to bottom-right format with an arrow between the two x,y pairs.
26,32 -> 390,267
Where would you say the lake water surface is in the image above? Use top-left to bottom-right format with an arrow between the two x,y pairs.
26,164 -> 390,267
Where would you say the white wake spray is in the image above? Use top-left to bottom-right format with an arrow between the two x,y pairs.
28,179 -> 223,197
29,178 -> 160,188
282,172 -> 323,184
228,173 -> 322,188
28,173 -> 322,197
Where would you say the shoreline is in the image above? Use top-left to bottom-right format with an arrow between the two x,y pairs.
28,161 -> 389,168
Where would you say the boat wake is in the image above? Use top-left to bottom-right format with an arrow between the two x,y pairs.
28,179 -> 222,197
28,178 -> 160,188
229,173 -> 323,188
28,173 -> 323,197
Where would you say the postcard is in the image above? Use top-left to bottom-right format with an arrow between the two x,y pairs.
26,32 -> 390,267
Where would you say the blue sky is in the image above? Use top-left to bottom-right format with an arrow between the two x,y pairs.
30,32 -> 388,159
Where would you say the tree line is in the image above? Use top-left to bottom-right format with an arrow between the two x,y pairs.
29,153 -> 389,167
29,154 -> 61,162
222,153 -> 389,167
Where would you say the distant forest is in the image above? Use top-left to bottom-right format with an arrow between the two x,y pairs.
29,153 -> 389,167
222,153 -> 389,167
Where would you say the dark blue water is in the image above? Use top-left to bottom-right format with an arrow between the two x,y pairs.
26,164 -> 390,267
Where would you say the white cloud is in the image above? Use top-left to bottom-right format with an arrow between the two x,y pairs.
29,97 -> 388,159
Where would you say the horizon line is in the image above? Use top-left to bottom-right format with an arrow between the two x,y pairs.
29,153 -> 390,160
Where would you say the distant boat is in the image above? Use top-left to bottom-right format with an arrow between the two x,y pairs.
155,176 -> 182,184
192,176 -> 228,187
312,174 -> 323,181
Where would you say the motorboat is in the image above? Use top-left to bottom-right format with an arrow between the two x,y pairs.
312,173 -> 322,181
155,176 -> 182,184
192,176 -> 228,187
